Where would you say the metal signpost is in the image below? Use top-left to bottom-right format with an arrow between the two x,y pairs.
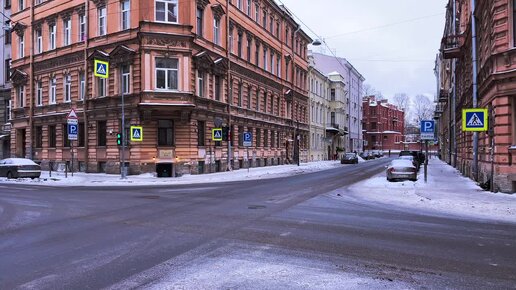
243,132 -> 252,173
420,120 -> 435,183
67,109 -> 78,177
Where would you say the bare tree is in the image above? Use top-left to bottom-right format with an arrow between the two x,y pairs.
393,93 -> 410,112
362,84 -> 376,97
412,94 -> 435,125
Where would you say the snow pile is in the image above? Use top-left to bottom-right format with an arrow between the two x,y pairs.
357,156 -> 366,163
347,158 -> 516,223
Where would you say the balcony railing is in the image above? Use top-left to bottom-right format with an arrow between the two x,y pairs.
438,89 -> 449,102
442,34 -> 464,59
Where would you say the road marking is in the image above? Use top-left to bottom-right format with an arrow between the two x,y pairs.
280,232 -> 291,237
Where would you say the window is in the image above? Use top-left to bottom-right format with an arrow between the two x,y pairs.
238,82 -> 243,107
263,91 -> 267,112
198,120 -> 205,146
121,0 -> 130,30
17,86 -> 24,107
269,16 -> 273,32
63,18 -> 71,46
5,0 -> 11,9
156,0 -> 178,23
158,120 -> 174,146
256,128 -> 261,147
36,81 -> 42,106
50,77 -> 56,104
255,3 -> 259,22
237,32 -> 243,58
276,22 -> 280,38
18,0 -> 23,11
277,56 -> 281,78
255,43 -> 260,66
98,6 -> 106,36
97,77 -> 106,97
331,88 -> 336,101
18,35 -> 24,58
213,18 -> 220,45
270,95 -> 274,114
120,65 -> 130,94
285,28 -> 289,46
263,10 -> 267,28
97,121 -> 107,146
35,28 -> 42,54
63,124 -> 71,147
64,74 -> 71,102
247,86 -> 251,109
197,70 -> 204,97
79,13 -> 86,41
7,100 -> 11,121
237,0 -> 242,9
4,59 -> 10,83
4,21 -> 11,44
271,51 -> 275,75
246,0 -> 251,15
264,129 -> 268,147
79,72 -> 85,100
78,123 -> 85,147
35,126 -> 42,148
263,47 -> 267,71
246,37 -> 251,61
49,125 -> 57,148
49,23 -> 56,49
196,7 -> 203,36
255,89 -> 260,111
156,58 -> 178,90
229,28 -> 233,53
215,75 -> 221,101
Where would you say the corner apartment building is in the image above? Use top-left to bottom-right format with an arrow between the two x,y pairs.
9,0 -> 312,175
0,0 -> 11,159
435,0 -> 516,192
312,52 -> 364,153
362,96 -> 404,151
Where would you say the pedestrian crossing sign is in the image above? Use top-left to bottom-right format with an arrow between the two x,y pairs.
212,128 -> 222,141
462,108 -> 488,132
130,126 -> 143,141
94,59 -> 109,79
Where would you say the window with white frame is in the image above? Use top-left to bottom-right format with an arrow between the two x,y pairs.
64,74 -> 71,102
36,81 -> 43,106
263,47 -> 267,71
49,23 -> 56,49
121,0 -> 130,30
79,72 -> 85,100
197,70 -> 204,97
213,18 -> 220,45
79,13 -> 86,41
255,3 -> 259,22
277,55 -> 281,78
18,35 -> 24,58
271,51 -> 275,75
120,65 -> 130,94
63,18 -> 71,46
98,6 -> 106,36
155,58 -> 178,90
18,0 -> 23,11
35,28 -> 42,54
237,0 -> 242,10
156,0 -> 178,23
17,86 -> 25,107
97,77 -> 106,97
246,0 -> 251,15
50,77 -> 56,104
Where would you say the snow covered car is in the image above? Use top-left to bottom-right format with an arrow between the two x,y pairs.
341,153 -> 359,164
398,155 -> 420,171
0,158 -> 41,179
386,159 -> 417,182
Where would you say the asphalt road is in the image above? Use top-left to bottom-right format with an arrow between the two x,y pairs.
0,158 -> 515,289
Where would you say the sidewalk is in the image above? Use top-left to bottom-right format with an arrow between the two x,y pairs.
0,160 -> 343,187
347,158 -> 516,223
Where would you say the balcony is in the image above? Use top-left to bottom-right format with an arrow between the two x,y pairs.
329,100 -> 344,109
438,89 -> 449,102
442,34 -> 465,59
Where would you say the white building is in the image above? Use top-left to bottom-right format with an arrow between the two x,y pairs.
312,52 -> 365,153
0,2 -> 11,158
308,55 -> 330,161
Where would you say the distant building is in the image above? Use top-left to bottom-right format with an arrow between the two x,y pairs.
312,52 -> 364,153
0,1 -> 11,158
362,96 -> 404,151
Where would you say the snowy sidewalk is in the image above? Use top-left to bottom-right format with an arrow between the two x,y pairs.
347,158 -> 516,223
0,160 -> 344,187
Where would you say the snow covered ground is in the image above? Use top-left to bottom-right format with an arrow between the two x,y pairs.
0,160 -> 344,187
346,158 -> 516,223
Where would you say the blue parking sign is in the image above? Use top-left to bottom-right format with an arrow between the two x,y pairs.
68,122 -> 78,141
420,120 -> 435,140
243,132 -> 252,147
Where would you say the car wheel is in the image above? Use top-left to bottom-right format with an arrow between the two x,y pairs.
6,171 -> 13,179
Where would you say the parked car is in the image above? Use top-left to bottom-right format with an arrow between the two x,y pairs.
372,150 -> 383,158
360,151 -> 372,160
386,159 -> 418,182
341,153 -> 359,164
0,158 -> 41,179
399,150 -> 425,165
398,155 -> 419,170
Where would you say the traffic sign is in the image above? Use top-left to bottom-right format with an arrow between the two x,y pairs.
130,126 -> 143,141
67,108 -> 78,120
67,122 -> 78,141
420,120 -> 435,140
462,108 -> 488,131
212,128 -> 222,141
243,132 -> 252,147
94,59 -> 109,79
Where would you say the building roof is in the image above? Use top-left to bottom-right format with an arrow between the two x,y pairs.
312,52 -> 365,81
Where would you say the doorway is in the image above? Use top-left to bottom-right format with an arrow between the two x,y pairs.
156,163 -> 173,177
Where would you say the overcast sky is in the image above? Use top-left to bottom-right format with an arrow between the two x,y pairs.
277,0 -> 448,101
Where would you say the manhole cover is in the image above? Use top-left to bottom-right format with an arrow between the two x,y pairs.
137,195 -> 160,199
248,205 -> 266,210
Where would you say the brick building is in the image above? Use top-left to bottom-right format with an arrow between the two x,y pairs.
435,0 -> 516,192
0,0 -> 11,159
9,0 -> 312,175
362,96 -> 404,152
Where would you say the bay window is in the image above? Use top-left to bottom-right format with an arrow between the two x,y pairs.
155,58 -> 178,90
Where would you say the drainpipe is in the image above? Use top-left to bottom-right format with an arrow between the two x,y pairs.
83,0 -> 89,172
471,0 -> 479,180
226,0 -> 232,171
28,0 -> 35,159
452,0 -> 457,168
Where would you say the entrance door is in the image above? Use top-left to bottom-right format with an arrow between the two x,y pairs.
156,163 -> 173,177
16,129 -> 26,158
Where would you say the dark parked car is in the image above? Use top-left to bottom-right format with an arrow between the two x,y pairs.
372,150 -> 383,158
386,159 -> 418,182
399,150 -> 425,165
360,151 -> 372,160
341,153 -> 359,164
0,158 -> 41,179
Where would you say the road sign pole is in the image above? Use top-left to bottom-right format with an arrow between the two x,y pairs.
424,140 -> 428,183
71,140 -> 74,177
121,91 -> 126,179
